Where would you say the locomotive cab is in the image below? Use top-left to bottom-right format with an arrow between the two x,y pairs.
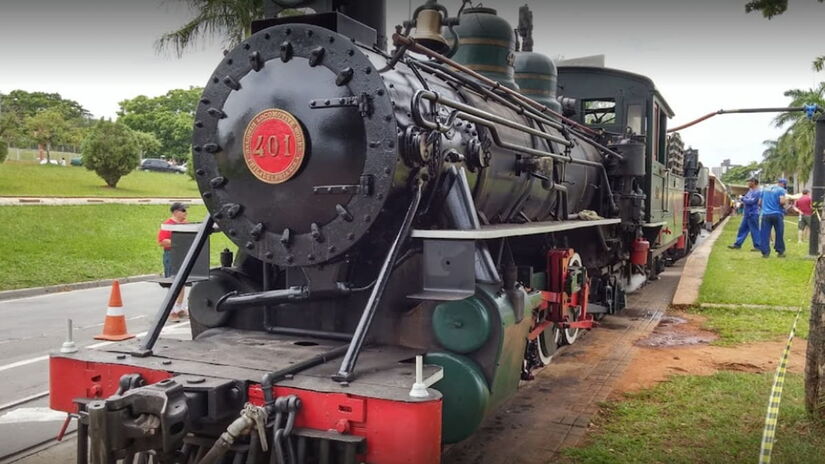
558,67 -> 687,259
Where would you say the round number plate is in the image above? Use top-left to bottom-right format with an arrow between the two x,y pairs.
242,108 -> 306,184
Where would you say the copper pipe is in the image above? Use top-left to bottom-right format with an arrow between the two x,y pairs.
668,107 -> 810,132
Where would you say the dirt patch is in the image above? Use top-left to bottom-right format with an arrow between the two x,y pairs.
635,314 -> 718,347
614,311 -> 807,394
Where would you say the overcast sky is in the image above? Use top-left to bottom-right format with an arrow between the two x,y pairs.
1,0 -> 823,168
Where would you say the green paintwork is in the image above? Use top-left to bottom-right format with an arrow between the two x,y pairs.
432,297 -> 492,354
426,286 -> 544,443
485,287 -> 542,411
451,7 -> 518,90
648,161 -> 685,248
514,51 -> 562,112
424,352 -> 490,444
530,271 -> 547,291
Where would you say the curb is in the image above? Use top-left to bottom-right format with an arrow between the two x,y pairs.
670,216 -> 731,308
0,274 -> 159,301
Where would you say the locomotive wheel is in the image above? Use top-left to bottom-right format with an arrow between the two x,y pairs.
561,253 -> 583,344
562,307 -> 580,345
537,324 -> 560,365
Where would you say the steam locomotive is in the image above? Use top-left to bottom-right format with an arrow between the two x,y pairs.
49,1 -> 728,462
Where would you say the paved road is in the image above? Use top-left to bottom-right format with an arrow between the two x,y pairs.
0,282 -> 192,462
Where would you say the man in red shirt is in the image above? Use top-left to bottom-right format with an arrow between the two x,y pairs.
794,189 -> 814,243
157,202 -> 188,320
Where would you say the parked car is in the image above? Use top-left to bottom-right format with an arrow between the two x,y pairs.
139,158 -> 185,174
70,157 -> 83,166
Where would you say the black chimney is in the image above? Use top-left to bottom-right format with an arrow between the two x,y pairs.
262,0 -> 387,50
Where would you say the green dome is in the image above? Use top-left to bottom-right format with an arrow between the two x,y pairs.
451,7 -> 518,90
514,51 -> 561,113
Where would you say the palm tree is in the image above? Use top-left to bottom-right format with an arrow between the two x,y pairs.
156,0 -> 265,57
761,139 -> 781,180
771,83 -> 825,185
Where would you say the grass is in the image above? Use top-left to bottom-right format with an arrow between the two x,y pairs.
691,305 -> 808,345
0,163 -> 199,198
0,204 -> 234,291
563,372 -> 825,464
698,216 -> 815,308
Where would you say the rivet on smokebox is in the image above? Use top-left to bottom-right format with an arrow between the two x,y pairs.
207,108 -> 226,119
280,41 -> 293,62
309,46 -> 325,67
250,223 -> 265,240
336,67 -> 354,86
223,76 -> 241,91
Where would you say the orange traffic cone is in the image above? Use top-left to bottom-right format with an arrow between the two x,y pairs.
94,281 -> 135,341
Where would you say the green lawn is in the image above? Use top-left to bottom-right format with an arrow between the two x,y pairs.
564,372 -> 825,464
699,216 -> 815,308
691,305 -> 808,345
0,163 -> 199,198
0,204 -> 234,291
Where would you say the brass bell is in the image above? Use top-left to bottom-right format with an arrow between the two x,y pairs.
411,1 -> 450,54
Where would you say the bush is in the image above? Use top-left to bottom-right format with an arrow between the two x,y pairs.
0,141 -> 7,163
186,152 -> 195,180
81,120 -> 140,188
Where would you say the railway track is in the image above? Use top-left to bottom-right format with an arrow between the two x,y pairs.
0,390 -> 75,464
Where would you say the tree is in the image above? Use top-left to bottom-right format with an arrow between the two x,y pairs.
117,87 -> 201,162
1,90 -> 92,150
721,162 -> 761,184
25,109 -> 71,162
81,120 -> 140,188
745,0 -> 825,70
132,130 -> 162,159
156,0 -> 264,57
769,83 -> 825,184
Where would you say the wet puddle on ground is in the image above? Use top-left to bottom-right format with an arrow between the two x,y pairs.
635,315 -> 718,347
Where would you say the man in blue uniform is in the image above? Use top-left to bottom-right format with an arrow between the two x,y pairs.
728,177 -> 761,251
759,178 -> 788,258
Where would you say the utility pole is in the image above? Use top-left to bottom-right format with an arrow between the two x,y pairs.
809,115 -> 825,257
806,115 -> 825,421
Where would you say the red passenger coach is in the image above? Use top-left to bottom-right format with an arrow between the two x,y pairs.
706,175 -> 733,230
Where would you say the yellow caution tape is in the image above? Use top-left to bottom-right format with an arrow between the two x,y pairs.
758,305 -> 803,464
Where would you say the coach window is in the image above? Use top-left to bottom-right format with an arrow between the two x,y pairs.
583,99 -> 616,126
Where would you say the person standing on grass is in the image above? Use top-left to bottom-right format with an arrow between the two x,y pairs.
794,188 -> 814,243
728,177 -> 762,251
759,178 -> 788,258
157,202 -> 189,320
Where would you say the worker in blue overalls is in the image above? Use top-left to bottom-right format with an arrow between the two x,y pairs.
728,177 -> 762,251
759,178 -> 788,258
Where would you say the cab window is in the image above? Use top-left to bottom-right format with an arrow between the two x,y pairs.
626,104 -> 643,135
583,99 -> 616,125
